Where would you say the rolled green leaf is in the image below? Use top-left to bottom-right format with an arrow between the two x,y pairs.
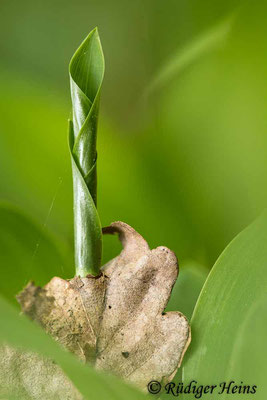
69,28 -> 104,277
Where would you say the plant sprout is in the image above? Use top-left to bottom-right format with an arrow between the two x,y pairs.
69,28 -> 104,277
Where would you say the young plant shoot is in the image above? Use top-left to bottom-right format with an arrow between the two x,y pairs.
69,28 -> 104,277
14,28 -> 190,395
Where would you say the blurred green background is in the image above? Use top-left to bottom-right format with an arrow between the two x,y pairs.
1,0 -> 267,295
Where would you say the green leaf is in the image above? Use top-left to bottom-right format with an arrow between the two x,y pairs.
182,212 -> 267,397
226,294 -> 267,399
165,260 -> 209,320
0,295 -> 146,400
0,204 -> 71,305
69,28 -> 104,277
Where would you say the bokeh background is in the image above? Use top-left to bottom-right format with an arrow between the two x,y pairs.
1,0 -> 267,314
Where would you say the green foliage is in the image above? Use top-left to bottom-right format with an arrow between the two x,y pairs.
2,2 -> 267,270
69,29 -> 104,276
226,295 -> 267,399
182,212 -> 267,398
0,1 -> 267,397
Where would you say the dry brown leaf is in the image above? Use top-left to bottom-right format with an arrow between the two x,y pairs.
17,221 -> 191,391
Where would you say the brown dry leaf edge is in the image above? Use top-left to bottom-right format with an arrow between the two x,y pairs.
17,221 -> 191,392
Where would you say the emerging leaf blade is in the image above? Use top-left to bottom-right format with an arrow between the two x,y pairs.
182,212 -> 267,395
69,28 -> 104,276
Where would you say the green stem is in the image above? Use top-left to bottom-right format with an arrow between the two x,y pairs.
69,28 -> 105,277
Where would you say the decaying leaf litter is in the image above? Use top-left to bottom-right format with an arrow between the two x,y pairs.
17,222 -> 190,392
